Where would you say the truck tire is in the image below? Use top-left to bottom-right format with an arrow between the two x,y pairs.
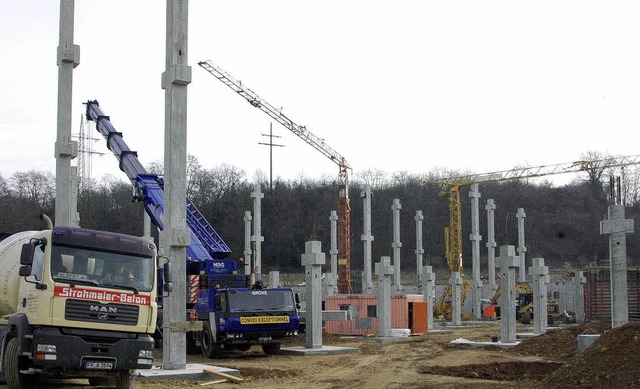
4,338 -> 35,389
261,343 -> 281,355
200,322 -> 220,358
520,312 -> 531,324
114,373 -> 135,389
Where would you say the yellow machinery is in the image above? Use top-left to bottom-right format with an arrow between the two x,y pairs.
429,154 -> 640,321
489,283 -> 561,324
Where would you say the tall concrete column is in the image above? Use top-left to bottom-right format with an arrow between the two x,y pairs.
573,271 -> 586,324
600,204 -> 634,328
361,186 -> 374,294
375,257 -> 394,337
485,199 -> 498,293
243,211 -> 252,276
392,199 -> 403,291
301,241 -> 326,348
530,257 -> 549,334
415,211 -> 424,292
251,184 -> 264,281
54,0 -> 79,227
516,208 -> 527,283
498,245 -> 519,343
161,0 -> 191,369
329,211 -> 339,279
450,272 -> 463,326
421,265 -> 435,331
469,184 -> 482,318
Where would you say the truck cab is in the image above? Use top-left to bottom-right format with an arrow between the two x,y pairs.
0,226 -> 167,389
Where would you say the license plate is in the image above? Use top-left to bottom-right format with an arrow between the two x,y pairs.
258,337 -> 272,343
84,361 -> 114,370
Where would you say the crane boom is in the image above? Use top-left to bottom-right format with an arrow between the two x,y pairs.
198,59 -> 353,293
435,155 -> 640,185
428,153 -> 640,320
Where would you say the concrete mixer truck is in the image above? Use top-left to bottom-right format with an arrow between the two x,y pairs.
0,216 -> 171,389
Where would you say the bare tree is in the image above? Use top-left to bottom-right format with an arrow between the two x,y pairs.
8,170 -> 55,207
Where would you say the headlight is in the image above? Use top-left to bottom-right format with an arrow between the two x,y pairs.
37,344 -> 57,353
138,349 -> 154,358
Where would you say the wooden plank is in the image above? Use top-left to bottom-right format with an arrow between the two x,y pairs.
202,368 -> 245,383
198,379 -> 227,386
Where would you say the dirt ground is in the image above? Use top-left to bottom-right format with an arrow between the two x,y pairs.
131,319 -> 639,389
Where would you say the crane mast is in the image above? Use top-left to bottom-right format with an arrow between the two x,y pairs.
198,60 -> 353,293
428,154 -> 640,319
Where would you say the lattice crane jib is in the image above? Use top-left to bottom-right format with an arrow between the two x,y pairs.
198,60 -> 353,293
429,154 -> 640,320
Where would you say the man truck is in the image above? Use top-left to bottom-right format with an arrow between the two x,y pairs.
0,215 -> 171,389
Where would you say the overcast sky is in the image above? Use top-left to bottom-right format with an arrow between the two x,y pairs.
2,1 -> 639,187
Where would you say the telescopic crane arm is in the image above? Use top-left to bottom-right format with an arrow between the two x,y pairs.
198,60 -> 353,293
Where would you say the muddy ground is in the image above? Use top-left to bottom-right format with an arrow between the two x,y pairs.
8,320 -> 639,389
136,320 -> 638,389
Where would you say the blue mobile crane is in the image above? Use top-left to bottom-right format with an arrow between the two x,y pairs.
85,100 -> 300,356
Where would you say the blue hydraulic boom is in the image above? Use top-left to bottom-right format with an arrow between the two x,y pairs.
84,100 -> 234,274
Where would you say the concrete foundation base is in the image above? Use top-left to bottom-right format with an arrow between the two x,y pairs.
281,345 -> 359,355
136,364 -> 240,382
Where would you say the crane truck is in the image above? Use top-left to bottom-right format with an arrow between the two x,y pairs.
0,215 -> 172,389
85,100 -> 300,357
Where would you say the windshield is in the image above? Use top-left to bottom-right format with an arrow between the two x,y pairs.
51,245 -> 154,293
227,289 -> 296,313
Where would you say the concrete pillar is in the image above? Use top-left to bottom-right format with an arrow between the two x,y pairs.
143,213 -> 152,239
251,184 -> 264,281
573,271 -> 586,324
498,245 -> 519,343
161,0 -> 191,369
329,210 -> 339,279
485,199 -> 498,293
243,211 -> 252,276
469,184 -> 482,319
301,241 -> 326,348
530,257 -> 549,334
361,186 -> 374,294
269,271 -> 280,289
415,211 -> 425,292
323,273 -> 337,298
421,265 -> 436,331
516,208 -> 527,283
450,272 -> 462,325
392,199 -> 403,292
54,0 -> 79,227
70,166 -> 79,227
375,256 -> 394,337
600,204 -> 634,328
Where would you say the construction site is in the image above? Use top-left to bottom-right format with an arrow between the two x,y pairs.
2,2 -> 640,389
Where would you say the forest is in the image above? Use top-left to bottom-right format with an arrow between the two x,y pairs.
1,153 -> 639,282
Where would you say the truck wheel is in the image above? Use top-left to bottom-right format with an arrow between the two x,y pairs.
520,312 -> 531,324
114,373 -> 135,389
4,338 -> 35,389
261,343 -> 281,355
200,322 -> 219,358
236,344 -> 251,352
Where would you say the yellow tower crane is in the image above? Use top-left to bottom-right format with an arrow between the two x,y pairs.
428,154 -> 640,320
198,60 -> 353,293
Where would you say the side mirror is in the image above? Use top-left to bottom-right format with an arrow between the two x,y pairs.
19,265 -> 32,277
295,292 -> 301,304
163,262 -> 173,293
20,244 -> 34,266
215,294 -> 223,311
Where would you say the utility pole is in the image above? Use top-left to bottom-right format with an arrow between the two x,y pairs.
258,123 -> 284,190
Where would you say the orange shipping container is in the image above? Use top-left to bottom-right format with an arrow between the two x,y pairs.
324,294 -> 427,336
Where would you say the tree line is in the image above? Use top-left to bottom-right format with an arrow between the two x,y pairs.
1,152 -> 639,277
